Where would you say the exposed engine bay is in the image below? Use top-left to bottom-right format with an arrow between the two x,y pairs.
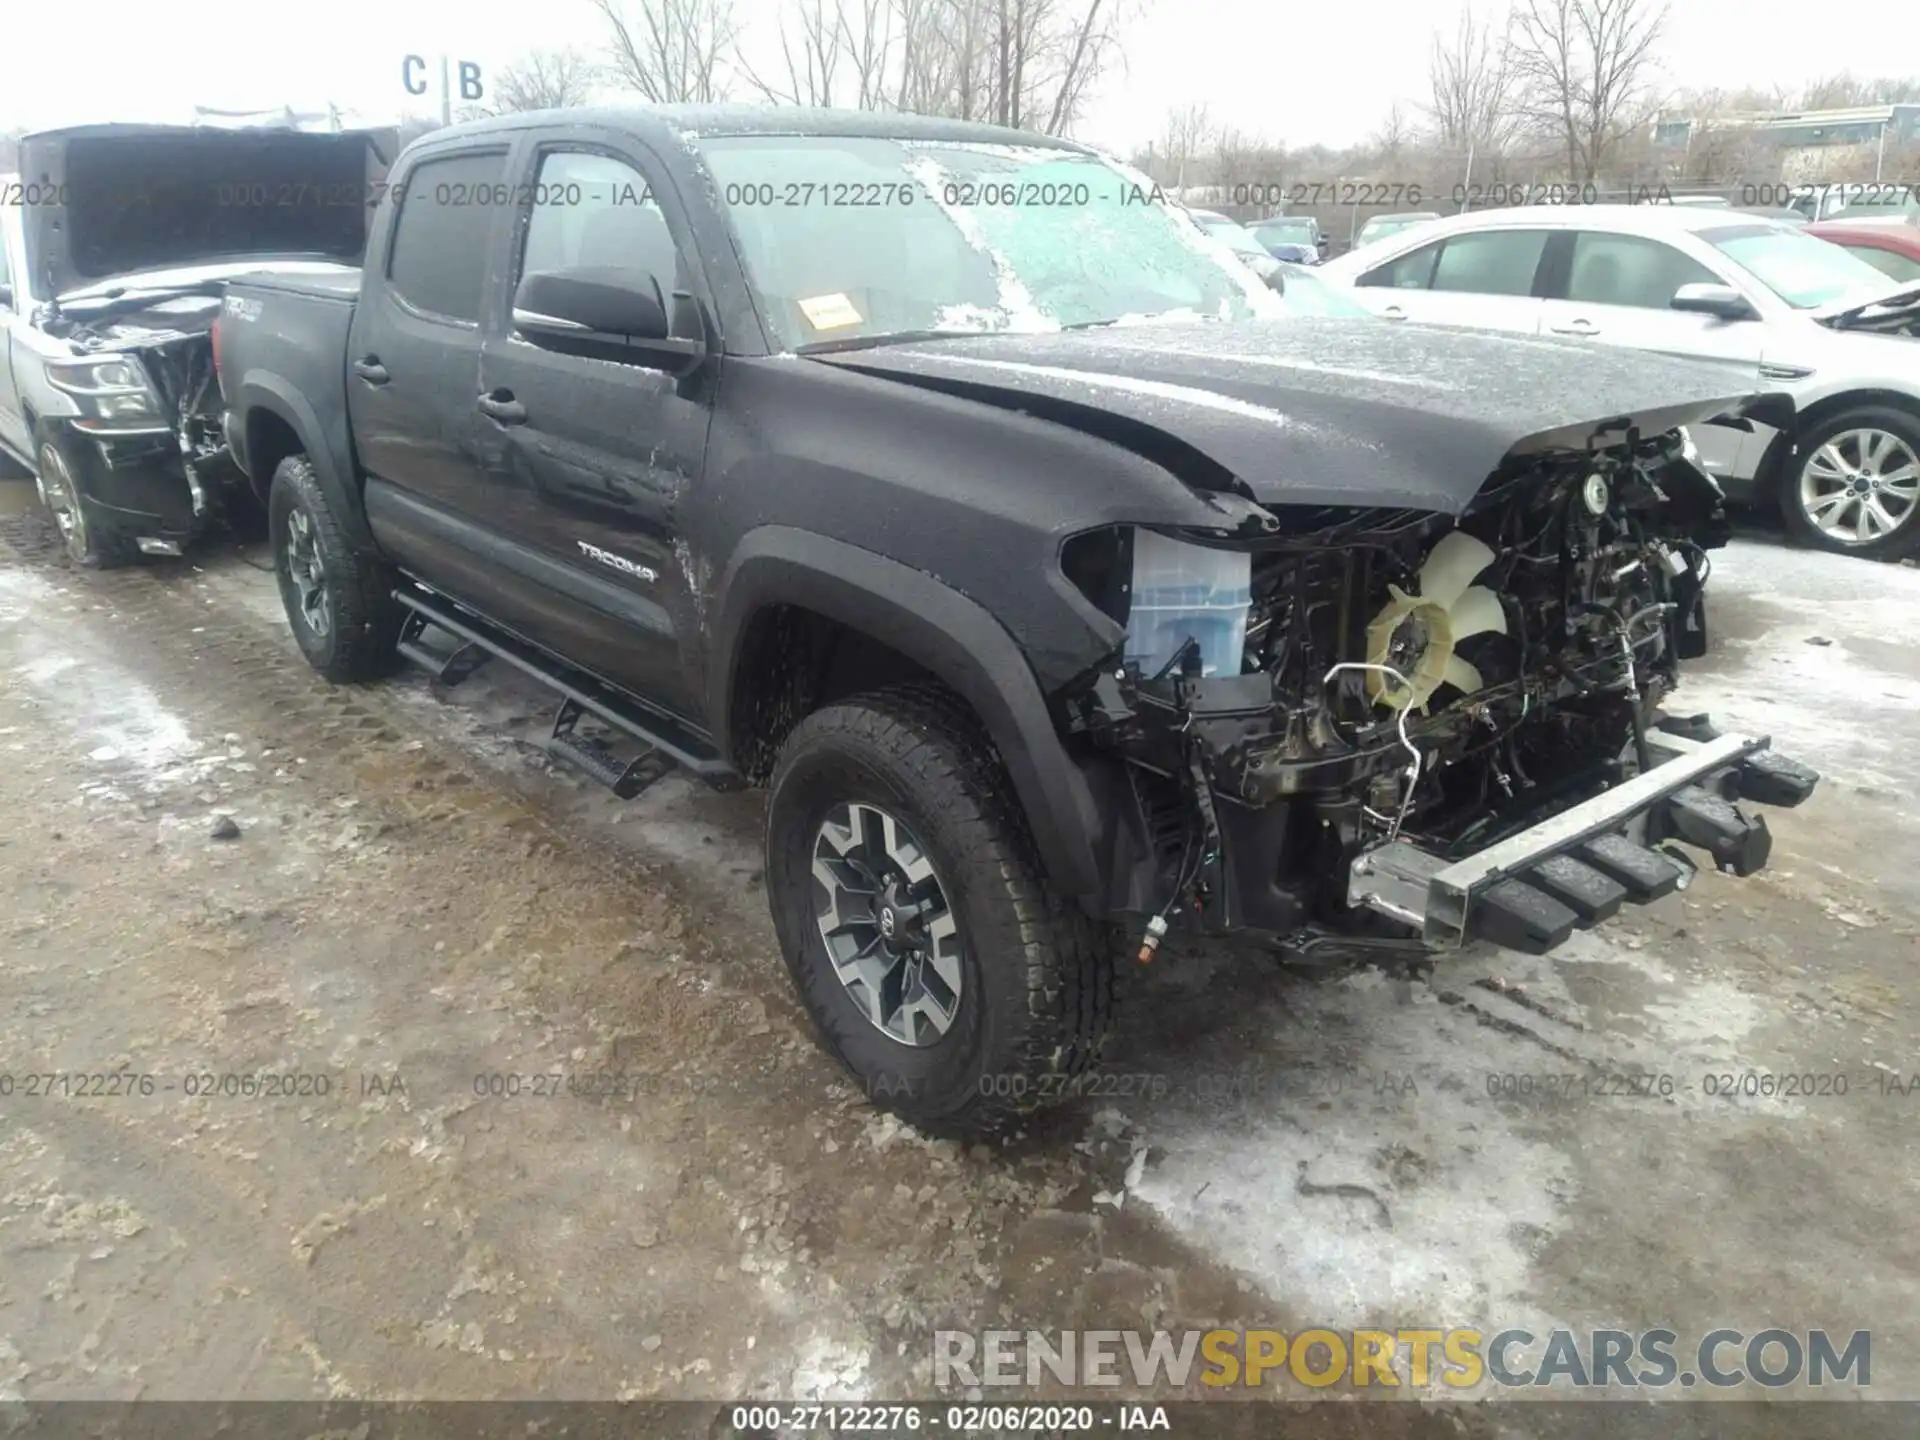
1068,426 -> 1737,942
6,122 -> 391,556
42,295 -> 230,473
25,293 -> 239,545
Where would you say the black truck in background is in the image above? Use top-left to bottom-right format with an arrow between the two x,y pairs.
215,105 -> 1817,1138
0,123 -> 393,565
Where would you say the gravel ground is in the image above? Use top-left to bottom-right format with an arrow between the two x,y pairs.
1,484 -> 1916,1436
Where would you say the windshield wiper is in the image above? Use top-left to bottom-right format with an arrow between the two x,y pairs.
797,328 -> 1002,355
1061,310 -> 1215,332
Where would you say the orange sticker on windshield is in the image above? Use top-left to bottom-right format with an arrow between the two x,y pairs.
799,293 -> 863,330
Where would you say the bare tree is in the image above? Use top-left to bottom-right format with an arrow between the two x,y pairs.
1205,126 -> 1262,194
1798,72 -> 1920,109
1158,102 -> 1212,191
596,0 -> 738,104
1507,0 -> 1668,184
1039,0 -> 1120,135
737,0 -> 844,104
672,0 -> 1126,134
1373,101 -> 1414,162
473,47 -> 598,115
876,0 -> 1125,134
1424,7 -> 1519,158
840,0 -> 896,108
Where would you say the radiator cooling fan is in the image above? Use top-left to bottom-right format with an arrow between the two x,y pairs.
1365,531 -> 1508,712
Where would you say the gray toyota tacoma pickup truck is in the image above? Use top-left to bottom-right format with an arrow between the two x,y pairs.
214,105 -> 1819,1137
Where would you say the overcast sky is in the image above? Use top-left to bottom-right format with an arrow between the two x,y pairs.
1,0 -> 1902,154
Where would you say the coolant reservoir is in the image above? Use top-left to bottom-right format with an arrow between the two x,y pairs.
1123,531 -> 1252,679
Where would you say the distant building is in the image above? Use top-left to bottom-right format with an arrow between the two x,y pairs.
1652,103 -> 1920,151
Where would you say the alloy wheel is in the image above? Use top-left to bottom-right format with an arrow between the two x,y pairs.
37,443 -> 91,566
810,801 -> 963,1046
284,505 -> 332,639
1797,427 -> 1920,546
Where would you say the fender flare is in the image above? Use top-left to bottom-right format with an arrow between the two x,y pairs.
710,526 -> 1105,900
231,372 -> 376,550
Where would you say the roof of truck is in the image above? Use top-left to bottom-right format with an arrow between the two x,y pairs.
426,104 -> 1098,153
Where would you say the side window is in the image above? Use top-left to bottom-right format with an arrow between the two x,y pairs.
518,150 -> 694,336
1429,230 -> 1550,296
1358,240 -> 1442,289
0,218 -> 13,300
387,150 -> 508,323
1842,243 -> 1920,283
1565,232 -> 1719,308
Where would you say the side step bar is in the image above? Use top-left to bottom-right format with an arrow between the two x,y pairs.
1349,726 -> 1820,954
391,586 -> 741,791
549,697 -> 675,799
397,609 -> 493,686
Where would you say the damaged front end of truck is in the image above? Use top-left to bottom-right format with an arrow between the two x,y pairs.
8,123 -> 390,561
26,294 -> 239,557
1058,396 -> 1821,961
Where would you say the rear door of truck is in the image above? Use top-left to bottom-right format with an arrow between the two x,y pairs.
349,140 -> 513,603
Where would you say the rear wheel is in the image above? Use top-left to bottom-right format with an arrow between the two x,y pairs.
268,454 -> 403,682
34,428 -> 132,569
1781,407 -> 1920,558
766,686 -> 1116,1138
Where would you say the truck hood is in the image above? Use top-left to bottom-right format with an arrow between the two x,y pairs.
19,124 -> 393,302
814,318 -> 1778,513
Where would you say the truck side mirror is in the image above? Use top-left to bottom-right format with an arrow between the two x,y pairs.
511,267 -> 705,371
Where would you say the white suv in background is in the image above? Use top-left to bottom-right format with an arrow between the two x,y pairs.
1317,206 -> 1920,558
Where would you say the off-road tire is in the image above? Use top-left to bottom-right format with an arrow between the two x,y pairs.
33,425 -> 134,569
1779,405 -> 1920,559
766,685 -> 1116,1138
268,454 -> 404,683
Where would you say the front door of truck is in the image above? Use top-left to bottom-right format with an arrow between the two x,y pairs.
348,144 -> 512,603
471,137 -> 715,719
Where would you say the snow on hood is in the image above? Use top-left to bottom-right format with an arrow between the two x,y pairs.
816,317 -> 1778,514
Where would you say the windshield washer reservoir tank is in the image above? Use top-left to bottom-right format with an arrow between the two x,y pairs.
1123,530 -> 1252,679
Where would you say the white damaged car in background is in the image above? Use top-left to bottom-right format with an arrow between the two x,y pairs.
0,120 -> 393,566
1317,205 -> 1920,559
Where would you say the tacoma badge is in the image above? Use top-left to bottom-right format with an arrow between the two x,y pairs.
578,540 -> 658,583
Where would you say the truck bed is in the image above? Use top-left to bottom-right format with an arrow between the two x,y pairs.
227,266 -> 362,303
220,272 -> 361,508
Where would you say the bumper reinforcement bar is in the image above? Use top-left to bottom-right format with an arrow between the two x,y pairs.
1348,727 -> 1819,953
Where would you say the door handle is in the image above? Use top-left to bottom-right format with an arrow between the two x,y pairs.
1549,319 -> 1599,336
1381,305 -> 1407,320
477,391 -> 527,425
352,356 -> 389,385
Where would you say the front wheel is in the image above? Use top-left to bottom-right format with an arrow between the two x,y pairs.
34,429 -> 132,569
1781,407 -> 1920,558
268,454 -> 403,682
766,687 -> 1116,1138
